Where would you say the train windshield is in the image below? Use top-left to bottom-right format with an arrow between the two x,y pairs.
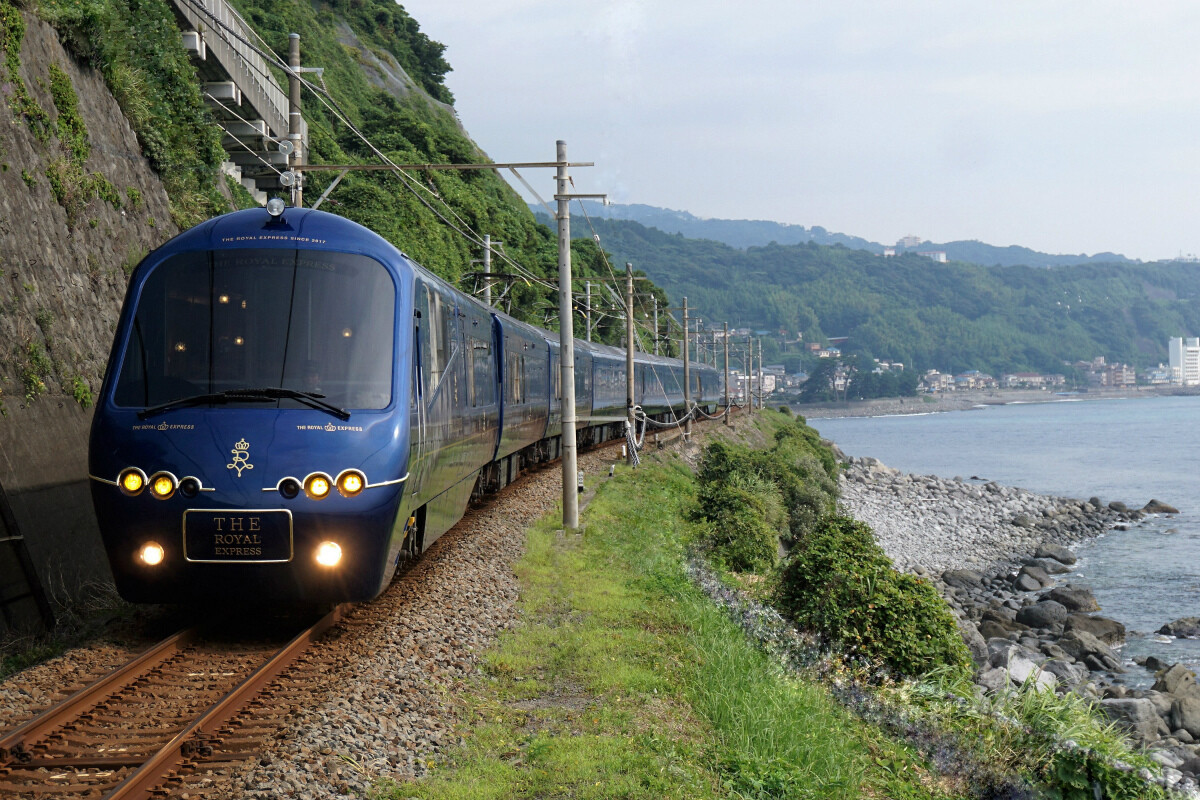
114,249 -> 396,411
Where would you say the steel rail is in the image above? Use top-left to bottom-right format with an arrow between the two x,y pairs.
103,603 -> 349,800
0,628 -> 197,764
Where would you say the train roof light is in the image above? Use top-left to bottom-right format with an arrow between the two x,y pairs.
266,197 -> 286,218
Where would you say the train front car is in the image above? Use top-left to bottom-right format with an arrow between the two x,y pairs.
89,207 -> 413,604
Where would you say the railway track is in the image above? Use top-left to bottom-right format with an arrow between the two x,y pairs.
0,413 -> 737,798
0,606 -> 346,799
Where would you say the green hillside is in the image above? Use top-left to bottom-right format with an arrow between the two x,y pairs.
22,0 -> 669,347
561,216 -> 1200,375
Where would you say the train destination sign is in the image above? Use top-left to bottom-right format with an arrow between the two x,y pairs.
183,510 -> 293,563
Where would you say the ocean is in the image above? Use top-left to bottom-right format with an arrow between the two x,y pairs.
811,394 -> 1200,685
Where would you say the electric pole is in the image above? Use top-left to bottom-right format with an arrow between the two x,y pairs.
757,336 -> 764,411
653,297 -> 659,355
682,297 -> 691,436
626,262 -> 636,466
556,141 -> 579,529
483,234 -> 492,307
585,281 -> 592,342
288,33 -> 304,207
723,322 -> 731,425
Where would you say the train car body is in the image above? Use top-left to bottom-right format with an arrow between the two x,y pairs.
89,207 -> 722,605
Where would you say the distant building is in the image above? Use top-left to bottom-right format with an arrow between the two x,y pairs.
1002,372 -> 1047,389
1107,363 -> 1136,388
1145,364 -> 1172,386
918,250 -> 948,263
897,235 -> 922,249
882,246 -> 896,257
921,370 -> 954,392
1169,337 -> 1200,385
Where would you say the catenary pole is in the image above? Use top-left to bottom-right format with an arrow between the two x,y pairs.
556,141 -> 579,529
626,262 -> 636,466
288,34 -> 303,207
723,322 -> 731,425
483,234 -> 492,307
653,297 -> 659,355
683,297 -> 692,436
757,336 -> 764,410
585,281 -> 592,342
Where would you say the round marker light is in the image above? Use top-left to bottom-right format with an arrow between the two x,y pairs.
149,472 -> 177,500
119,468 -> 146,496
179,478 -> 200,498
337,470 -> 365,498
279,478 -> 300,499
305,473 -> 332,499
315,541 -> 342,567
266,197 -> 286,218
139,541 -> 165,566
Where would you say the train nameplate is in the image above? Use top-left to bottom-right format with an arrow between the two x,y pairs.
183,509 -> 293,563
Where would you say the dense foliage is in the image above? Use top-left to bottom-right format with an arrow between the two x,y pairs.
774,514 -> 973,677
567,216 -> 1200,374
693,418 -> 838,570
17,0 -> 672,341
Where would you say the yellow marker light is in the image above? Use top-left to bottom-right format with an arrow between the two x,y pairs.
139,541 -> 165,566
305,474 -> 332,499
149,473 -> 177,499
315,541 -> 342,567
120,469 -> 145,496
337,470 -> 365,498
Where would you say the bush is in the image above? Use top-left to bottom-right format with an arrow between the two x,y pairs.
777,405 -> 791,415
697,471 -> 786,573
774,514 -> 972,677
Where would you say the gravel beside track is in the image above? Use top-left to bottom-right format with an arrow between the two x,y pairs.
222,445 -> 624,799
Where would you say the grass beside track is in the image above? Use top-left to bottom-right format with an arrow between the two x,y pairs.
377,450 -> 953,799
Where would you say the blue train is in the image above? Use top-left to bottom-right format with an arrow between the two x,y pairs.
88,206 -> 721,603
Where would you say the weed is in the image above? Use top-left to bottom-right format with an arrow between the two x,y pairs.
125,185 -> 142,210
68,374 -> 91,409
20,168 -> 36,188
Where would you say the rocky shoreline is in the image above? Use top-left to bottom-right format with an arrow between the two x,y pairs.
838,456 -> 1200,792
799,386 -> 1176,420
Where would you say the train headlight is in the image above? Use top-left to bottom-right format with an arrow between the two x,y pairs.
304,473 -> 332,499
337,470 -> 366,498
119,468 -> 147,496
315,541 -> 342,567
148,472 -> 177,500
139,541 -> 165,566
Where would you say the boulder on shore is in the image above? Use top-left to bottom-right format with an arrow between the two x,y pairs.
1060,629 -> 1124,672
1101,697 -> 1170,743
1064,613 -> 1126,646
1159,617 -> 1200,639
1143,499 -> 1180,514
1171,696 -> 1200,740
1015,600 -> 1069,629
1035,543 -> 1078,565
1153,664 -> 1200,697
1045,585 -> 1100,612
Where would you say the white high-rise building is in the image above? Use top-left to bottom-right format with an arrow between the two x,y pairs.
1168,337 -> 1200,385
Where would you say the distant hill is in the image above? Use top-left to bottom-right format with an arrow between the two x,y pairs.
539,214 -> 1200,375
543,202 -> 1138,268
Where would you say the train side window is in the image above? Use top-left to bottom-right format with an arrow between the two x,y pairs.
417,285 -> 433,396
472,340 -> 492,406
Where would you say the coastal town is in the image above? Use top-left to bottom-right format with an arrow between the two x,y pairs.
719,334 -> 1200,404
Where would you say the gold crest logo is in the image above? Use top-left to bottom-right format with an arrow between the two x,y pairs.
227,438 -> 254,477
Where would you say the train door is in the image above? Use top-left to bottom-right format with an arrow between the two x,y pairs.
408,283 -> 432,501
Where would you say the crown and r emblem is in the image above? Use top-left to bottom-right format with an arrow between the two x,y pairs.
227,438 -> 254,477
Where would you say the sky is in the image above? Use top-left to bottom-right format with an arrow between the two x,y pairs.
401,1 -> 1200,262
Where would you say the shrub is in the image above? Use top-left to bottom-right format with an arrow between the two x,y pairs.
775,514 -> 972,677
777,405 -> 791,415
697,471 -> 786,573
